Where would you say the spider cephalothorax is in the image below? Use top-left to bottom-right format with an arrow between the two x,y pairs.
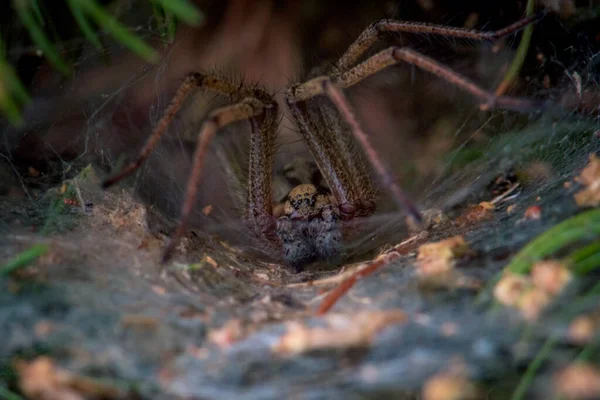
103,12 -> 545,272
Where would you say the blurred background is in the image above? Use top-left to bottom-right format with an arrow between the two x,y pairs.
1,0 -> 599,231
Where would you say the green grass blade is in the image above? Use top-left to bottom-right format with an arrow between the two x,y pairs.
30,0 -> 45,26
495,0 -> 535,95
0,81 -> 25,126
0,386 -> 23,400
572,251 -> 600,275
3,65 -> 31,105
506,209 -> 600,274
68,0 -> 102,50
511,335 -> 558,400
13,0 -> 71,75
1,243 -> 49,276
77,0 -> 158,63
153,0 -> 203,26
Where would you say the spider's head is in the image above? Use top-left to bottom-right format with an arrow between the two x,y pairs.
284,184 -> 330,220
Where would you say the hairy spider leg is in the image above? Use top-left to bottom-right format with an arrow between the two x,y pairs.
102,72 -> 275,189
287,15 -> 550,222
287,82 -> 421,224
161,98 -> 273,263
102,71 -> 280,263
336,11 -> 545,71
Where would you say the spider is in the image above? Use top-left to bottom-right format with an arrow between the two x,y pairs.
103,12 -> 545,272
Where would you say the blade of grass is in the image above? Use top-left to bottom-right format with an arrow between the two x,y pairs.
152,2 -> 167,38
495,0 -> 535,95
3,63 -> 31,105
0,79 -> 25,126
13,0 -> 71,75
152,0 -> 203,26
506,209 -> 600,274
511,280 -> 600,399
67,0 -> 102,50
0,34 -> 30,125
29,0 -> 45,26
0,386 -> 23,400
1,243 -> 49,276
511,335 -> 558,400
76,0 -> 158,63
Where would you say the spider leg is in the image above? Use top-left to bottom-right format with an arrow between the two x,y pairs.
162,97 -> 270,263
285,99 -> 375,219
287,79 -> 421,223
288,39 -> 548,222
336,11 -> 545,71
245,114 -> 279,243
102,72 -> 272,189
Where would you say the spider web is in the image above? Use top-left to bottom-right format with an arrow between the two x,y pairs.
1,1 -> 600,399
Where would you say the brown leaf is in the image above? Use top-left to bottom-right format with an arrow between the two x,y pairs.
554,363 -> 600,400
422,372 -> 480,400
523,205 -> 542,220
531,260 -> 572,295
574,154 -> 600,208
208,319 -> 245,349
416,236 -> 470,276
417,236 -> 469,262
518,287 -> 551,321
568,311 -> 600,345
16,357 -> 123,400
455,203 -> 494,227
494,274 -> 531,307
273,310 -> 407,355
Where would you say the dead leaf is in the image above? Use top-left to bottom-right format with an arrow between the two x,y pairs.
531,260 -> 572,295
417,236 -> 469,262
455,203 -> 494,227
422,372 -> 480,400
208,319 -> 245,348
494,274 -> 531,307
574,154 -> 600,208
523,205 -> 542,220
518,287 -> 551,321
568,311 -> 600,344
202,205 -> 213,216
554,363 -> 600,400
273,310 -> 407,355
16,357 -> 123,400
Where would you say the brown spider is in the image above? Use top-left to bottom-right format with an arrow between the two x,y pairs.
103,12 -> 546,272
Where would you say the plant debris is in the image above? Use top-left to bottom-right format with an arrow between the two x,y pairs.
553,363 -> 600,400
455,202 -> 495,227
416,235 -> 470,273
494,260 -> 571,320
422,372 -> 480,400
15,357 -> 128,400
273,310 -> 407,355
574,154 -> 600,208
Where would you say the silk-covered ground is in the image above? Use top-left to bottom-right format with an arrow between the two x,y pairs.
1,114 -> 599,399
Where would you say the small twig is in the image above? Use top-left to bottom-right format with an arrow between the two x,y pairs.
315,251 -> 402,315
491,183 -> 521,205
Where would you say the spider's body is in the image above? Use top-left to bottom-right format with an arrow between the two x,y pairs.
276,184 -> 345,271
102,12 -> 545,272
